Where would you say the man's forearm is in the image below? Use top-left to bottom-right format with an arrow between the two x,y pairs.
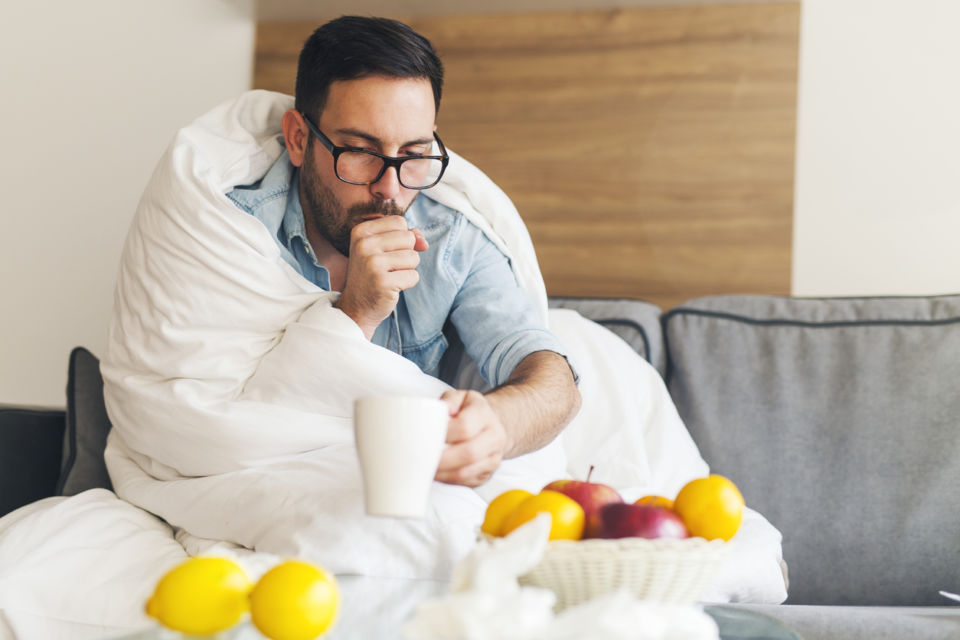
485,350 -> 581,459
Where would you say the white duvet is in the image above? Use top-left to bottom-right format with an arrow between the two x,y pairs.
0,91 -> 786,639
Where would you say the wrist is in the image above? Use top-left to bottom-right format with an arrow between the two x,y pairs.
484,388 -> 522,458
333,297 -> 378,341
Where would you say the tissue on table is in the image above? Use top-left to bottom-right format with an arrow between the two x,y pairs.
403,515 -> 719,640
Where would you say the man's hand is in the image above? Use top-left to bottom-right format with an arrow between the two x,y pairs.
335,216 -> 428,339
435,351 -> 580,488
435,390 -> 513,488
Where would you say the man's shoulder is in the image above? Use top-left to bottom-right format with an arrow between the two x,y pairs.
225,146 -> 294,214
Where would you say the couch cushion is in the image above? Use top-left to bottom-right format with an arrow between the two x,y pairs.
663,294 -> 960,606
56,347 -> 113,496
0,406 -> 65,518
548,297 -> 665,376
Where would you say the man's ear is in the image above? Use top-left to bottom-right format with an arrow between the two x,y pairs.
282,109 -> 308,168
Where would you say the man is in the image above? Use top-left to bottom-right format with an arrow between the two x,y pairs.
226,16 -> 580,488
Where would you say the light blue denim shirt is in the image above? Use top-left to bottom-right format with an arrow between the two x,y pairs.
226,149 -> 569,387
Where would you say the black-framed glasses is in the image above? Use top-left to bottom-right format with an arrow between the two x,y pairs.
299,111 -> 449,190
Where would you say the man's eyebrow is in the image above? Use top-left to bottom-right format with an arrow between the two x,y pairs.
334,128 -> 434,148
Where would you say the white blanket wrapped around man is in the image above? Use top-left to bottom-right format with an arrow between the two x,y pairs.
0,91 -> 785,639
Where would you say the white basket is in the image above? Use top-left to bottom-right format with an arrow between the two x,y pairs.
519,537 -> 729,610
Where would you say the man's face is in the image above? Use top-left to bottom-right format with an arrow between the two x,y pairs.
298,75 -> 437,256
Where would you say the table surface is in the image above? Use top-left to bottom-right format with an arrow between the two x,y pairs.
110,575 -> 803,640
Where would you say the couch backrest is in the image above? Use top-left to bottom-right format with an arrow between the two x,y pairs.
662,294 -> 960,606
549,297 -> 665,376
57,347 -> 113,496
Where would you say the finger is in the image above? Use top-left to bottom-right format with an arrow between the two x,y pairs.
440,390 -> 469,416
377,268 -> 420,292
436,438 -> 487,473
412,228 -> 429,252
439,413 -> 498,463
435,453 -> 500,487
353,230 -> 419,256
352,215 -> 409,237
442,391 -> 489,441
443,411 -> 486,444
365,251 -> 420,276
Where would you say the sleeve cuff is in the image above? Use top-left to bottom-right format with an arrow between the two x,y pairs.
484,329 -> 581,388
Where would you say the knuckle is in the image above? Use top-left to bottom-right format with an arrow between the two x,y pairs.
368,254 -> 387,271
353,236 -> 373,255
351,224 -> 371,241
460,441 -> 482,464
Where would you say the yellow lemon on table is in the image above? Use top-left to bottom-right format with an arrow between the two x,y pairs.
501,490 -> 585,540
145,556 -> 252,636
673,474 -> 745,541
481,489 -> 534,536
250,560 -> 340,640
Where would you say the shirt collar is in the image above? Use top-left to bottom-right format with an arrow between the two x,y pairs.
282,168 -> 310,248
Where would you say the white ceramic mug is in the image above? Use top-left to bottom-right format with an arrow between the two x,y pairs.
353,396 -> 450,518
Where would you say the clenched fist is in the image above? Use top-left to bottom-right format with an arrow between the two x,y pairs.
335,215 -> 428,339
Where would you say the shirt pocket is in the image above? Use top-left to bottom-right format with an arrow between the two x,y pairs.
401,331 -> 449,378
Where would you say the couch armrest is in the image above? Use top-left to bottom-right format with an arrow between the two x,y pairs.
0,405 -> 65,518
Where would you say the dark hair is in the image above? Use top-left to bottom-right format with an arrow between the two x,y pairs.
295,16 -> 444,119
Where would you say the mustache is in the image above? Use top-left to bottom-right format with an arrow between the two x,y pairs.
348,200 -> 406,218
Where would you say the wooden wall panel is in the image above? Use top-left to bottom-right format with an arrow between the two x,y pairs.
255,4 -> 799,309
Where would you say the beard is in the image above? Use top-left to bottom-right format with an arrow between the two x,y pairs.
300,145 -> 410,257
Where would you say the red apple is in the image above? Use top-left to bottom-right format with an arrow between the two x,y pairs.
593,502 -> 690,540
543,467 -> 623,538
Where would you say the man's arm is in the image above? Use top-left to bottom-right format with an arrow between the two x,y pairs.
435,350 -> 581,487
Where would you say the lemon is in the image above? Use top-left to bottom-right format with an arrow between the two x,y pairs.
250,560 -> 340,640
501,490 -> 585,540
145,556 -> 252,635
673,474 -> 745,541
481,489 -> 534,537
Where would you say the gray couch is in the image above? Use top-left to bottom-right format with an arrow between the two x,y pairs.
3,294 -> 960,639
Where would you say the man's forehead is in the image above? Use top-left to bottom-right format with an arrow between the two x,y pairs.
320,76 -> 436,145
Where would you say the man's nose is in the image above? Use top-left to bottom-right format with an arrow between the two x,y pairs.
371,165 -> 402,201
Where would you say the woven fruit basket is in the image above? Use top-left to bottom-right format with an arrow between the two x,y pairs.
518,537 -> 729,610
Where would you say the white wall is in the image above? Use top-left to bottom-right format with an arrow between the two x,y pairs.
793,0 -> 960,296
0,1 -> 255,407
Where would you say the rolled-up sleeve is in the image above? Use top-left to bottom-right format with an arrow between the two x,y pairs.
446,221 -> 576,387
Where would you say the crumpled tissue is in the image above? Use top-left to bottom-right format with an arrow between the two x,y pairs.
402,514 -> 719,640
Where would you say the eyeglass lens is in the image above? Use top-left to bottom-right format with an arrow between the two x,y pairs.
336,152 -> 444,189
